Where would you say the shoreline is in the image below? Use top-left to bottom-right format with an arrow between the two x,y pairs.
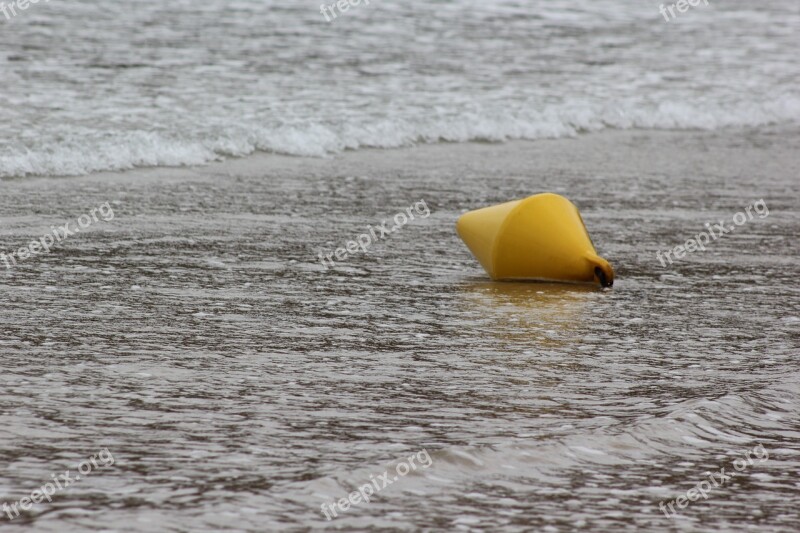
2,123 -> 798,188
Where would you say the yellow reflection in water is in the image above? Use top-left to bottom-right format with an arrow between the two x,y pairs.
460,281 -> 597,347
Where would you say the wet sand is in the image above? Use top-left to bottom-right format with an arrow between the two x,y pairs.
1,127 -> 799,531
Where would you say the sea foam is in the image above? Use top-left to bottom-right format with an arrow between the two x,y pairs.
2,97 -> 799,178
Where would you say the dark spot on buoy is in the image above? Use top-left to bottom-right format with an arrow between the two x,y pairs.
595,267 -> 612,288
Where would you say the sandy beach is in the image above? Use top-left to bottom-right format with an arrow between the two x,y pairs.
2,126 -> 799,530
4,0 -> 800,530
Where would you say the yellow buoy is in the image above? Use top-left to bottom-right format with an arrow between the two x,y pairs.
456,193 -> 615,287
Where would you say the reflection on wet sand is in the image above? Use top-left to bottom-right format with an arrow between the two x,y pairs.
460,281 -> 600,348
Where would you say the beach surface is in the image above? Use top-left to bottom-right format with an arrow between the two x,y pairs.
1,126 -> 799,531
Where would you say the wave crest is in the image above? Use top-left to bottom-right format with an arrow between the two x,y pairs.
2,96 -> 799,178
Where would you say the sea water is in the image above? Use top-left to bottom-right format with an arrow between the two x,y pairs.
1,0 -> 799,177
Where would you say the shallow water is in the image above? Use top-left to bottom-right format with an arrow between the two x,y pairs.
1,0 -> 800,176
1,129 -> 799,531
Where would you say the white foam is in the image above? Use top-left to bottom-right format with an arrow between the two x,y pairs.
2,97 -> 798,178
